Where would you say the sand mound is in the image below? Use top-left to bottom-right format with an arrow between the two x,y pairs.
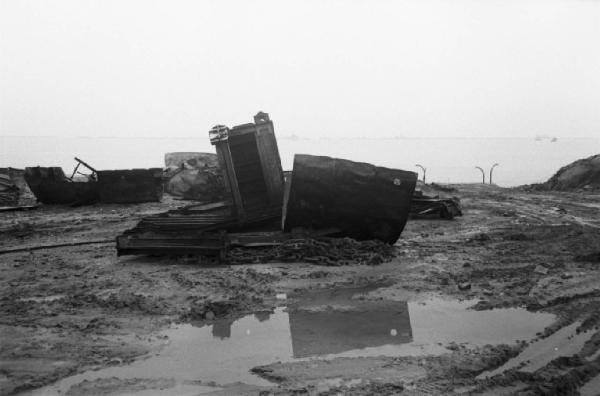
541,154 -> 600,191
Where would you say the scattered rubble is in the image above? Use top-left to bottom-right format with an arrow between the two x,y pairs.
410,190 -> 462,219
163,152 -> 225,201
227,237 -> 396,266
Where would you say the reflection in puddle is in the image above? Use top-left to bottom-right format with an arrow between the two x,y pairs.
289,303 -> 412,358
31,311 -> 292,395
33,290 -> 556,395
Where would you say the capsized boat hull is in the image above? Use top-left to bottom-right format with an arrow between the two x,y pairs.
283,155 -> 417,244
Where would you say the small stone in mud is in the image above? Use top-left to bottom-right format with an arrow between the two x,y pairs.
205,311 -> 215,320
470,233 -> 490,242
447,342 -> 460,351
308,270 -> 329,279
534,265 -> 548,275
473,300 -> 493,310
575,251 -> 600,262
504,233 -> 531,241
458,282 -> 471,291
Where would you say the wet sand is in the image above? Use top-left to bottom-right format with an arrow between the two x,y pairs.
1,184 -> 599,395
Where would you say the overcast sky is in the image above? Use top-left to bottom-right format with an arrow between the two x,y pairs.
1,0 -> 599,139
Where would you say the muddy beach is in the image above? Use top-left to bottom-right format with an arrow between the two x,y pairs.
1,184 -> 599,395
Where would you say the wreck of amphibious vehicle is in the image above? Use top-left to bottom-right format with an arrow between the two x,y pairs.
116,112 -> 418,258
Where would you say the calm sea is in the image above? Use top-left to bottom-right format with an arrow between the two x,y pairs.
1,136 -> 598,187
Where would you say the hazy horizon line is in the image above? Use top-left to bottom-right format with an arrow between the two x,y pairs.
1,135 -> 597,140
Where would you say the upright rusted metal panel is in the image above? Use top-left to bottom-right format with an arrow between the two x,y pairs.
210,112 -> 284,221
253,112 -> 285,205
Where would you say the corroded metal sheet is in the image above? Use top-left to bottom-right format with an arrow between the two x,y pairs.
97,169 -> 163,204
283,155 -> 418,244
24,167 -> 99,205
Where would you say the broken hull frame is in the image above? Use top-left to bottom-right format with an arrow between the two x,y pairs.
25,166 -> 164,205
24,167 -> 99,205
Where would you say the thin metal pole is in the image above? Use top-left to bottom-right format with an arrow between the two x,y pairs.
415,164 -> 426,183
69,162 -> 81,180
74,157 -> 98,173
475,166 -> 485,184
490,163 -> 499,185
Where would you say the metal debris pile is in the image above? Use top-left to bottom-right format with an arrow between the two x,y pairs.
410,190 -> 462,219
117,112 -> 419,259
227,237 -> 396,266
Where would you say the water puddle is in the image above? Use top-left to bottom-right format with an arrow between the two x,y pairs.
33,287 -> 556,395
287,291 -> 556,359
478,321 -> 595,378
580,373 -> 600,396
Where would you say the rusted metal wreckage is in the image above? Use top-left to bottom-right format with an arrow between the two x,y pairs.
24,159 -> 99,205
116,112 -> 418,258
24,158 -> 162,205
410,190 -> 462,219
97,168 -> 163,204
117,112 -> 287,256
284,155 -> 417,244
